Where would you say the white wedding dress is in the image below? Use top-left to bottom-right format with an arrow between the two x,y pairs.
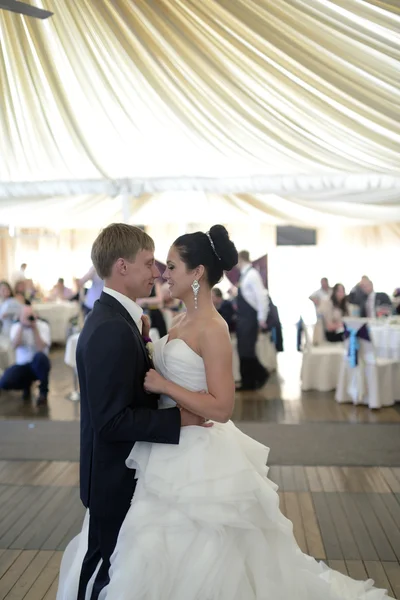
57,336 -> 390,599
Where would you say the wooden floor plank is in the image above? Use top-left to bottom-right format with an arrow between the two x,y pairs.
42,495 -> 84,551
292,467 -> 309,491
364,561 -> 394,597
283,492 -> 307,554
0,551 -> 37,600
382,562 -> 400,600
340,467 -> 364,492
0,487 -> 61,549
0,485 -> 31,532
10,487 -> 76,550
316,467 -> 336,492
298,492 -> 325,559
31,464 -> 70,488
23,552 -> 62,600
312,493 -> 343,559
364,468 -> 392,494
367,494 -> 400,561
353,495 -> 396,562
3,550 -> 53,600
339,494 -> 379,561
305,467 -> 323,492
327,559 -> 348,576
280,467 -> 296,492
0,488 -> 45,545
380,468 -> 400,494
0,552 -> 22,581
325,492 -> 360,560
42,577 -> 58,600
345,560 -> 368,581
50,463 -> 79,487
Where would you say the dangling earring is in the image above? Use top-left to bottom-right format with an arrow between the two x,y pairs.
191,279 -> 200,309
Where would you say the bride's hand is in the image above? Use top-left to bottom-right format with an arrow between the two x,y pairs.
144,369 -> 167,394
141,314 -> 151,339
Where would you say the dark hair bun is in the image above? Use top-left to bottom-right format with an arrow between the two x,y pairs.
209,225 -> 238,272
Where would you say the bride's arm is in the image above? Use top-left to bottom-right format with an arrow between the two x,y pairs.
144,322 -> 235,423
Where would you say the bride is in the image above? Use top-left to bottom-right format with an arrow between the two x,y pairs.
58,225 -> 390,599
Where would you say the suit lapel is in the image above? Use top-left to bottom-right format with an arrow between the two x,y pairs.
98,293 -> 151,368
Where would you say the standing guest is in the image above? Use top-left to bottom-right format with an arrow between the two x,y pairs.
309,277 -> 331,308
76,265 -> 104,317
11,263 -> 27,286
0,304 -> 51,405
0,281 -> 22,336
360,279 -> 392,318
212,287 -> 236,332
136,280 -> 168,338
319,283 -> 348,342
236,250 -> 269,391
48,278 -> 75,301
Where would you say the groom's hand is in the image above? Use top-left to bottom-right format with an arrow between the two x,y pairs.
180,408 -> 214,428
144,369 -> 166,394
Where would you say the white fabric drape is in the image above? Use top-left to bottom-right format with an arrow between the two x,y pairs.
0,0 -> 399,194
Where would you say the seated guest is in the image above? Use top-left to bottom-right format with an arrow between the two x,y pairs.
0,281 -> 22,336
48,278 -> 74,301
348,275 -> 369,309
360,279 -> 392,318
0,304 -> 51,406
309,277 -> 331,308
212,287 -> 236,332
14,280 -> 27,298
394,288 -> 400,315
319,283 -> 348,343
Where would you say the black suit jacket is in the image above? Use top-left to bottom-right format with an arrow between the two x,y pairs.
360,292 -> 392,318
77,292 -> 181,520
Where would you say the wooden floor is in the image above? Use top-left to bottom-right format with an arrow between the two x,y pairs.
0,345 -> 399,598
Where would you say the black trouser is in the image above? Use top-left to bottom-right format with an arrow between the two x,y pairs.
78,513 -> 123,600
0,352 -> 51,395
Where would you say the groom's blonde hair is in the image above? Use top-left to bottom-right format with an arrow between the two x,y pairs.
91,223 -> 155,279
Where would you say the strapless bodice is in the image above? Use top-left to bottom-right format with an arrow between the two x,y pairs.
153,336 -> 207,408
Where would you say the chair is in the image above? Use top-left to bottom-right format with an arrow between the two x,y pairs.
300,322 -> 344,392
335,329 -> 400,409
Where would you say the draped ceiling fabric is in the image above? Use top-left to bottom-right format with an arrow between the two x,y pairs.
0,0 -> 400,225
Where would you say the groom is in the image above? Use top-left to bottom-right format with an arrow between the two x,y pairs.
77,223 -> 205,600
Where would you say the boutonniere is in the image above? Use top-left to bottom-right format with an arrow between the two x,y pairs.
145,341 -> 154,361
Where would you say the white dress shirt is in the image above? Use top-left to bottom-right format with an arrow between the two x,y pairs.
239,265 -> 269,324
10,320 -> 51,365
366,292 -> 376,318
103,287 -> 143,332
310,288 -> 331,306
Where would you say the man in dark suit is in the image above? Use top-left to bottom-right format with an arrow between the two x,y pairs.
360,278 -> 392,318
77,223 -> 205,600
212,287 -> 236,332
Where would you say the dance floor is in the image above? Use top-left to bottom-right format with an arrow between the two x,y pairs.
0,347 -> 399,599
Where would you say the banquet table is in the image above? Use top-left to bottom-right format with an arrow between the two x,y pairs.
33,301 -> 79,344
343,318 -> 400,360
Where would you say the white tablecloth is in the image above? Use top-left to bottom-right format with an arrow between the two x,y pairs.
369,324 -> 400,361
65,328 -> 160,369
344,318 -> 400,361
33,302 -> 79,344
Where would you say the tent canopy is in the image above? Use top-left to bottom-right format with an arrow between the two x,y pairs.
0,0 -> 400,225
